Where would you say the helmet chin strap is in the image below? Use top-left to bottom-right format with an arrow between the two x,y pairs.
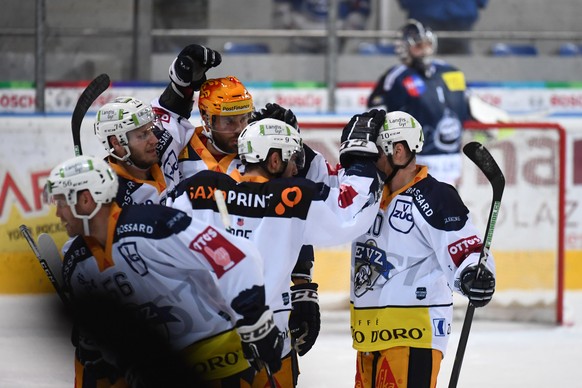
385,153 -> 416,182
202,122 -> 232,155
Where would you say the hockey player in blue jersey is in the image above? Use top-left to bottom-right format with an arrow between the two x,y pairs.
367,19 -> 472,186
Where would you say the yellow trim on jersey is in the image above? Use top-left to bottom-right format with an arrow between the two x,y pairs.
108,159 -> 167,194
237,174 -> 269,183
82,204 -> 122,272
188,129 -> 238,173
181,328 -> 250,380
350,304 -> 434,352
380,165 -> 428,210
442,71 -> 467,92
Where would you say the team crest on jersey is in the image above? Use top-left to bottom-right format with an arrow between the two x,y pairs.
353,240 -> 395,297
389,199 -> 414,233
403,75 -> 426,97
162,149 -> 180,182
118,242 -> 148,276
189,226 -> 246,278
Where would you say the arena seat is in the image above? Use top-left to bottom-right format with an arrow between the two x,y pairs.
357,42 -> 396,55
223,42 -> 271,54
490,43 -> 538,56
557,42 -> 582,56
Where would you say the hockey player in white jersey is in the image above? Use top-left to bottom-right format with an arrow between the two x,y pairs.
93,45 -> 222,206
94,96 -> 190,206
349,111 -> 496,388
44,155 -> 283,387
169,112 -> 386,387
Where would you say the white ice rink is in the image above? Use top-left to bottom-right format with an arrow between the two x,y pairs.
1,292 -> 581,387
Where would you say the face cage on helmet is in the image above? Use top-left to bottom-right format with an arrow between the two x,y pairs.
396,23 -> 437,63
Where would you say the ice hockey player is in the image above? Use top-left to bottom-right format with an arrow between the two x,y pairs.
44,154 -> 283,387
93,45 -> 222,206
154,43 -> 333,370
169,111 -> 386,386
367,19 -> 472,186
349,110 -> 496,388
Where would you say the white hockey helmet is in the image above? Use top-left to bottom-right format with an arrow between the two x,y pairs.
238,118 -> 305,168
377,111 -> 424,155
94,96 -> 156,162
44,155 -> 118,221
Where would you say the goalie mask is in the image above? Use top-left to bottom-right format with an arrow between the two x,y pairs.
377,111 -> 424,156
198,76 -> 254,150
44,155 -> 118,235
238,118 -> 305,169
94,96 -> 156,162
395,19 -> 437,77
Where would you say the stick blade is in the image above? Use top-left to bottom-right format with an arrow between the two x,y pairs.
38,233 -> 64,289
463,141 -> 506,197
71,73 -> 111,156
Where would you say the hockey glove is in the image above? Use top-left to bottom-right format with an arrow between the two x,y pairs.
250,103 -> 299,129
289,282 -> 320,356
339,109 -> 385,168
169,44 -> 222,92
75,332 -> 123,384
237,310 -> 284,374
460,266 -> 496,308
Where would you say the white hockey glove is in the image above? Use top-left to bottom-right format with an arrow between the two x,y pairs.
460,266 -> 496,308
339,109 -> 385,168
237,310 -> 284,374
289,282 -> 320,356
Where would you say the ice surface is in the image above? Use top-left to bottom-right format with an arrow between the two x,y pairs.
1,292 -> 581,387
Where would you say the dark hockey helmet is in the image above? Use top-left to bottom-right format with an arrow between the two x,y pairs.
395,19 -> 437,67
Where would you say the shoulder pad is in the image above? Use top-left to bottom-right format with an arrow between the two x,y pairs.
404,176 -> 469,231
115,204 -> 191,241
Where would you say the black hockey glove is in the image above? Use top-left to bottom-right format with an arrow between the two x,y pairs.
339,109 -> 385,168
75,332 -> 123,384
289,282 -> 320,356
250,103 -> 299,129
169,44 -> 222,91
460,266 -> 496,308
237,310 -> 284,374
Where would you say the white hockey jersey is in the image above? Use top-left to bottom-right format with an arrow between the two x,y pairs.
349,166 -> 495,356
170,162 -> 382,357
62,203 -> 268,379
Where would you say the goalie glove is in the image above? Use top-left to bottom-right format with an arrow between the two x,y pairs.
339,109 -> 386,168
460,266 -> 496,308
289,282 -> 320,356
250,103 -> 299,130
169,44 -> 222,92
237,310 -> 284,374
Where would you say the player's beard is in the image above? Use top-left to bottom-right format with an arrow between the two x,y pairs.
211,132 -> 238,154
130,150 -> 159,170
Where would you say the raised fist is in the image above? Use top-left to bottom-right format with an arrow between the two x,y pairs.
169,44 -> 222,90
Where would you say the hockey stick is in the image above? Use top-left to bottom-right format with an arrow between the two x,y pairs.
71,73 -> 111,156
213,189 -> 231,230
213,190 -> 277,387
448,142 -> 505,388
19,225 -> 67,303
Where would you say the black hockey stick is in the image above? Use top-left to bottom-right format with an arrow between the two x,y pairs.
19,225 -> 67,303
71,73 -> 110,156
448,142 -> 505,388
